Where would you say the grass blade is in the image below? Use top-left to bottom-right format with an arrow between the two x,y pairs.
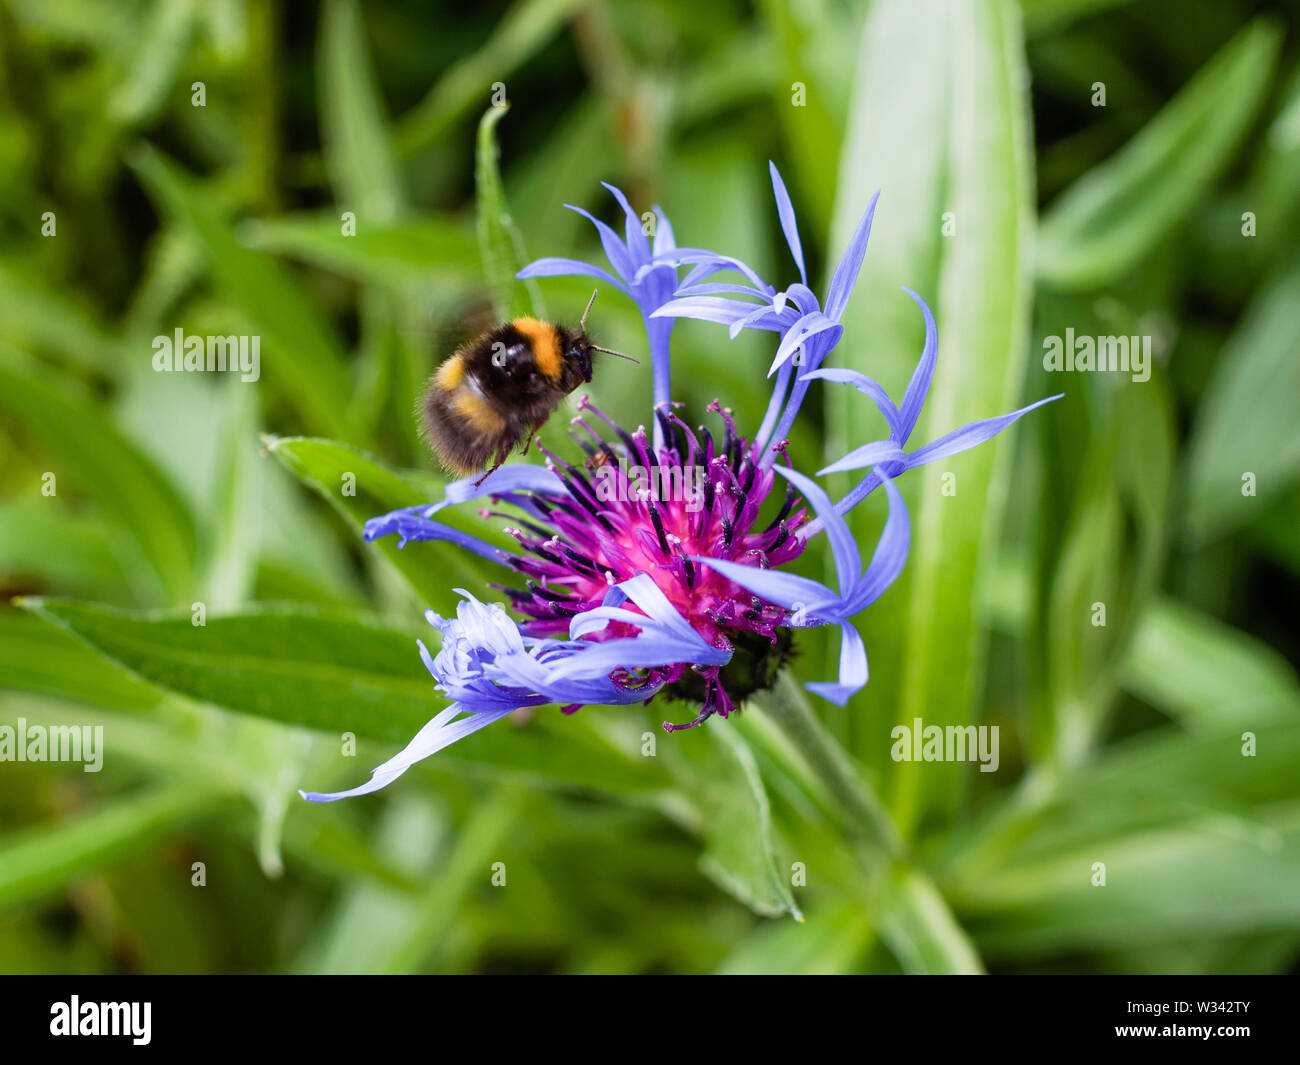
1037,20 -> 1280,289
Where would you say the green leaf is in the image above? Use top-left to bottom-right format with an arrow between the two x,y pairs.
1243,63 -> 1300,268
1122,598 -> 1300,732
0,349 -> 197,602
674,721 -> 801,920
1251,488 -> 1300,581
382,791 -> 520,973
21,599 -> 439,744
279,809 -> 424,895
1052,724 -> 1300,818
878,864 -> 985,974
756,0 -> 853,237
263,435 -> 500,617
202,383 -> 259,609
108,0 -> 199,124
240,212 -> 479,290
751,672 -> 901,857
123,225 -> 205,340
1184,259 -> 1300,543
943,722 -> 1300,896
294,798 -> 441,972
672,31 -> 775,128
1037,20 -> 1280,289
1018,0 -> 1136,35
11,699 -> 259,795
128,145 -> 352,437
828,0 -> 1036,831
507,95 -> 618,253
1113,378 -> 1175,595
0,785 -> 229,911
394,0 -> 584,158
0,611 -> 164,712
248,729 -> 315,878
476,104 -> 545,320
955,801 -> 1300,957
345,288 -> 399,446
318,0 -> 403,223
941,719 -> 1300,957
0,261 -> 119,371
436,707 -> 675,795
0,500 -> 131,601
94,853 -> 218,972
1022,302 -> 1175,767
255,447 -> 365,606
716,901 -> 872,974
1033,440 -> 1124,765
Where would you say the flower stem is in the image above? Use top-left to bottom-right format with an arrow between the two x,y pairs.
758,673 -> 984,971
761,671 -> 903,859
646,316 -> 673,449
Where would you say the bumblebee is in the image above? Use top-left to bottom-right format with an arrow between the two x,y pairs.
421,292 -> 634,485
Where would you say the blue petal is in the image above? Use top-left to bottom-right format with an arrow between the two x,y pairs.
444,463 -> 567,504
601,182 -> 652,263
652,206 -> 676,256
564,204 -> 636,281
646,249 -> 771,292
896,287 -> 937,444
568,604 -> 659,638
674,281 -> 776,300
676,261 -> 731,289
753,358 -> 794,453
845,470 -> 910,614
768,161 -> 807,285
691,556 -> 843,616
800,367 -> 903,440
568,573 -> 723,654
769,313 -> 842,378
773,465 -> 859,597
905,394 -> 1064,468
730,301 -> 793,339
362,506 -> 511,563
782,283 -> 822,315
517,257 -> 629,295
546,633 -> 727,681
611,572 -> 712,647
652,295 -> 768,326
824,190 -> 880,322
805,622 -> 868,706
299,704 -> 516,802
816,440 -> 907,477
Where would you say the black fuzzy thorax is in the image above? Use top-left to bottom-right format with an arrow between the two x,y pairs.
462,321 -> 591,422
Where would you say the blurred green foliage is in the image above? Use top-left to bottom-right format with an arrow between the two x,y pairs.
0,0 -> 1298,974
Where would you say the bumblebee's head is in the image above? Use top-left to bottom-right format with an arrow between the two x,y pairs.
557,291 -> 637,392
566,333 -> 594,383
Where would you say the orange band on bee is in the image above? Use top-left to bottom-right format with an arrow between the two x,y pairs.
454,389 -> 505,432
435,355 -> 466,388
511,317 -> 563,381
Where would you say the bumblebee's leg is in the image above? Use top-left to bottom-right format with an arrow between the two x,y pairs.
472,436 -> 517,488
522,423 -> 541,456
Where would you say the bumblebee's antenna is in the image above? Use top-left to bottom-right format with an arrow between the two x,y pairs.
590,345 -> 638,363
579,289 -> 598,331
578,289 -> 638,361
